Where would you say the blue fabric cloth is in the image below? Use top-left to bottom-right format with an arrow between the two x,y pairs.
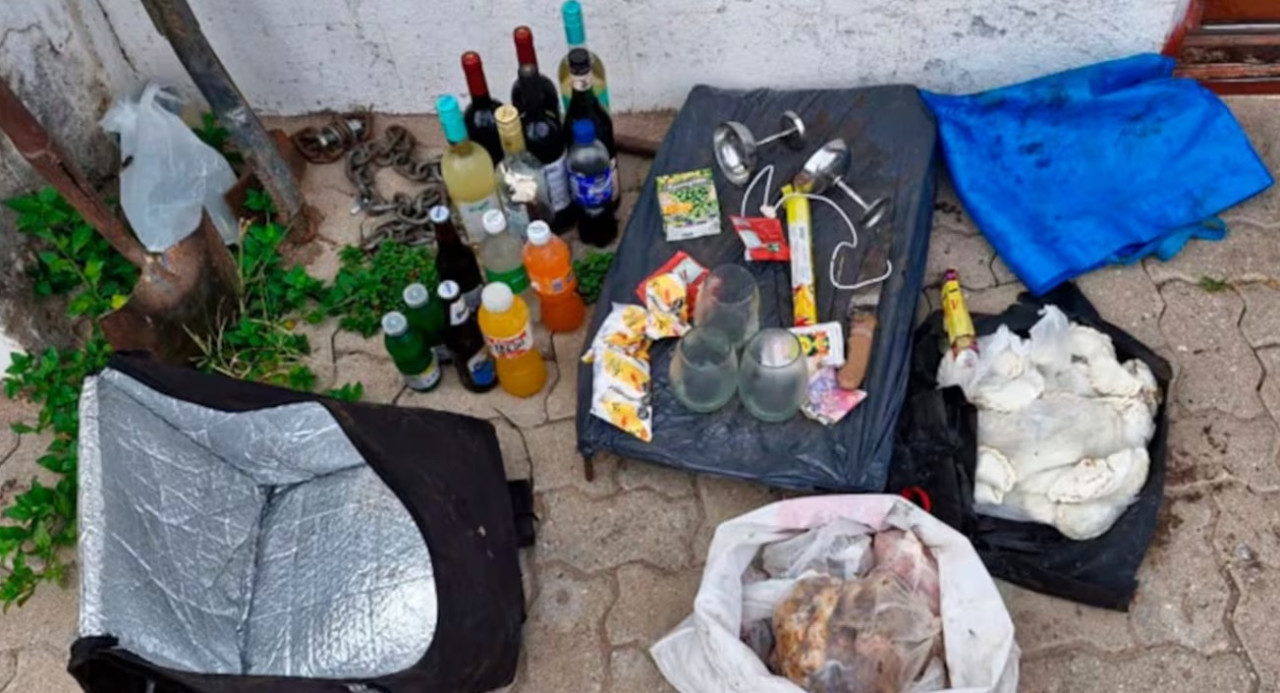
922,54 -> 1273,295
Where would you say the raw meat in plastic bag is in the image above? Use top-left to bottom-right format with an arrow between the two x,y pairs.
871,530 -> 941,615
773,572 -> 941,693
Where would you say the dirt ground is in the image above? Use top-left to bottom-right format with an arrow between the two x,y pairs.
1,97 -> 1278,692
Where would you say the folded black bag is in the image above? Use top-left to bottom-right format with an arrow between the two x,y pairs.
69,355 -> 526,692
887,283 -> 1171,610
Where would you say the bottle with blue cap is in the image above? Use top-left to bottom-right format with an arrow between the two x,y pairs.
566,119 -> 618,246
437,94 -> 500,243
557,0 -> 609,114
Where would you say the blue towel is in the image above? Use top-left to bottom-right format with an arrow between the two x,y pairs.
922,54 -> 1273,295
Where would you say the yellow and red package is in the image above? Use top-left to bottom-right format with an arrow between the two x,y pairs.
600,348 -> 649,400
635,252 -> 709,315
583,303 -> 650,364
783,184 -> 817,326
592,387 -> 652,443
643,272 -> 691,340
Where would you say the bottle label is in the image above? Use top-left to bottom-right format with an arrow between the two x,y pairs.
467,350 -> 497,386
449,299 -> 471,326
572,73 -> 593,92
457,194 -> 499,244
485,264 -> 531,294
463,285 -> 483,313
533,270 -> 575,296
569,169 -> 613,209
543,154 -> 571,213
404,355 -> 442,391
486,326 -> 535,360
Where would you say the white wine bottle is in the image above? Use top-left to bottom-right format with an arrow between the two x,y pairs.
437,94 -> 499,244
557,0 -> 609,114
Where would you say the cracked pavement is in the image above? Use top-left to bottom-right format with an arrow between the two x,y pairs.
1,99 -> 1278,691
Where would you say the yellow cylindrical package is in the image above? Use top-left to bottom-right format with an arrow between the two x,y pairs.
783,184 -> 817,326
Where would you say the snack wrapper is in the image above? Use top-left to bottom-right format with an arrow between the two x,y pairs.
657,169 -> 721,242
789,322 -> 845,371
592,387 -> 652,442
730,214 -> 790,262
801,367 -> 867,426
636,252 -> 709,314
600,348 -> 649,400
584,303 -> 655,443
583,303 -> 650,364
644,273 -> 691,340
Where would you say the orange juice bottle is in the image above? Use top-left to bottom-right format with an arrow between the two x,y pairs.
523,220 -> 586,333
478,282 -> 548,397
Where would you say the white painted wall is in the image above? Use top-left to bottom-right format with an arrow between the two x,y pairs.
95,0 -> 1189,116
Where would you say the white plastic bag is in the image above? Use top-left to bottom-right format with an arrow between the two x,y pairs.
100,83 -> 238,251
651,495 -> 1019,693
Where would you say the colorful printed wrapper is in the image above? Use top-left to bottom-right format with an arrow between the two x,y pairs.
783,184 -> 817,326
730,214 -> 790,262
636,252 -> 709,313
801,367 -> 867,426
644,273 -> 691,340
789,322 -> 846,372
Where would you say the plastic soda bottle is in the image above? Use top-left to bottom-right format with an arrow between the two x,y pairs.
523,220 -> 585,332
382,311 -> 441,392
477,282 -> 547,397
480,209 -> 541,324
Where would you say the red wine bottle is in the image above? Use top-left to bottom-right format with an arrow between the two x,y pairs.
461,52 -> 504,166
511,26 -> 573,232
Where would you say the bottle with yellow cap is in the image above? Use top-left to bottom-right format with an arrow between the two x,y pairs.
493,104 -> 553,240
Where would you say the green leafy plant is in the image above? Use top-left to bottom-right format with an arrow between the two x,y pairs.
324,382 -> 365,402
4,187 -> 137,317
1197,276 -> 1230,293
573,250 -> 615,304
319,243 -> 439,337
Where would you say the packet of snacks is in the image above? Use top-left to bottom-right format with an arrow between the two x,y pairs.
584,303 -> 655,442
635,252 -> 709,314
582,303 -> 650,364
592,386 -> 652,442
643,272 -> 691,340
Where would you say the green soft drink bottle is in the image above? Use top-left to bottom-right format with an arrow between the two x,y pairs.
382,311 -> 441,392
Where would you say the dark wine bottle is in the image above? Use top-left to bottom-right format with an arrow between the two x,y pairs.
511,26 -> 573,232
564,48 -> 618,208
430,205 -> 485,310
461,52 -> 504,166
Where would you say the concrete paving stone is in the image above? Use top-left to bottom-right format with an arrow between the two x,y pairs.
519,565 -> 613,693
1259,347 -> 1280,426
1226,562 -> 1280,691
1018,647 -> 1252,693
692,475 -> 781,561
546,326 -> 588,422
931,174 -> 979,236
1221,96 -> 1280,228
3,646 -> 80,693
1145,225 -> 1280,286
1158,282 -> 1264,419
915,290 -> 932,326
300,237 -> 344,284
1077,264 -> 1167,351
606,563 -> 700,647
398,361 -> 557,429
293,320 -> 338,391
1129,493 -> 1231,653
924,229 -> 997,290
493,417 -> 531,481
1238,282 -> 1280,349
995,581 -> 1136,655
0,431 -> 60,510
536,488 -> 698,573
1164,408 -> 1280,490
331,351 -> 404,404
523,420 -> 616,498
0,649 -> 14,691
617,152 -> 654,194
925,282 -> 1026,318
332,329 -> 384,358
617,190 -> 641,240
1212,485 -> 1280,571
615,457 -> 696,500
610,646 -> 677,693
533,323 -> 555,362
0,567 -> 77,653
614,111 -> 676,150
990,254 -> 1020,286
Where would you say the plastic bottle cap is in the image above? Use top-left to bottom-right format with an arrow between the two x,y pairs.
382,311 -> 408,337
403,283 -> 429,308
482,209 -> 508,234
437,280 -> 461,301
428,205 -> 450,224
572,119 -> 596,145
526,221 -> 552,245
568,48 -> 591,73
482,282 -> 515,313
562,0 -> 585,45
435,94 -> 468,144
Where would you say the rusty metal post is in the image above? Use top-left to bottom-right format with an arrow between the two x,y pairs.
0,78 -> 150,269
138,0 -> 304,221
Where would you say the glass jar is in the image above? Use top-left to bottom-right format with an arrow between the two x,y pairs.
669,327 -> 738,413
738,328 -> 808,423
694,264 -> 760,349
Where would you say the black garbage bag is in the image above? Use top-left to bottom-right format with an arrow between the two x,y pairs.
575,84 -> 938,491
70,355 -> 527,692
887,283 -> 1172,609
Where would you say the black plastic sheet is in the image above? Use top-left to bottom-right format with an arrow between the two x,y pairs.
887,284 -> 1172,609
576,85 -> 938,491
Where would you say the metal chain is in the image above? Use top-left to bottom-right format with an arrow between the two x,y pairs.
345,124 -> 447,250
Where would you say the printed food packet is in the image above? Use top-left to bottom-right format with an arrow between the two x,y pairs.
657,168 -> 721,242
600,348 -> 649,400
644,272 -> 691,340
730,214 -> 790,262
591,385 -> 652,442
583,303 -> 650,364
636,251 -> 709,314
801,367 -> 868,426
789,322 -> 846,372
